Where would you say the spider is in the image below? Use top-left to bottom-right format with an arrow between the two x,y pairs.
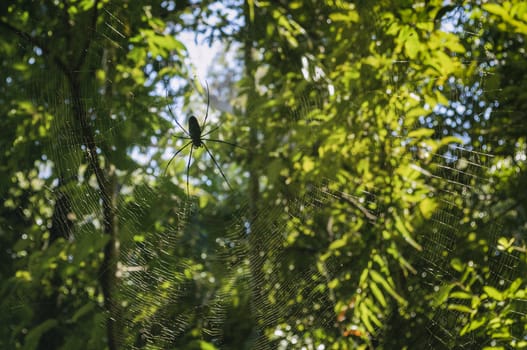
163,82 -> 242,194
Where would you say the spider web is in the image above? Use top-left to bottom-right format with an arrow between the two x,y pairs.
2,3 -> 526,350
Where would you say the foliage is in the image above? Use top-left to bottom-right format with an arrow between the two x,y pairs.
0,0 -> 526,349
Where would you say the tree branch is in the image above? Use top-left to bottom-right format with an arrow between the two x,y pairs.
74,0 -> 100,71
2,10 -> 121,349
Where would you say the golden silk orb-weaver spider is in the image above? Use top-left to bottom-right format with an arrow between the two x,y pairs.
163,82 -> 243,194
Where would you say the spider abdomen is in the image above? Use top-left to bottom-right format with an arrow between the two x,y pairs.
188,116 -> 203,147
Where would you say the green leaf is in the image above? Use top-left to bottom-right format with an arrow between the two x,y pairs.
394,214 -> 422,251
432,284 -> 455,308
370,281 -> 387,308
404,29 -> 420,59
460,317 -> 487,335
329,237 -> 347,250
198,340 -> 218,350
484,286 -> 504,301
438,136 -> 463,148
328,278 -> 339,289
507,278 -> 523,295
369,270 -> 406,305
358,302 -> 375,333
450,258 -> 465,272
408,128 -> 434,139
79,0 -> 96,11
133,234 -> 146,242
329,10 -> 359,23
447,304 -> 473,313
483,4 -> 510,19
419,198 -> 438,219
497,237 -> 515,251
450,291 -> 472,300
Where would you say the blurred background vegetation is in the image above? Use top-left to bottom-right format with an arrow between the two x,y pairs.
1,1 -> 526,349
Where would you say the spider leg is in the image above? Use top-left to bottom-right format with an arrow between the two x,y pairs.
166,91 -> 190,136
201,125 -> 220,138
163,141 -> 192,176
202,138 -> 247,151
186,145 -> 194,196
201,81 -> 211,129
202,143 -> 232,191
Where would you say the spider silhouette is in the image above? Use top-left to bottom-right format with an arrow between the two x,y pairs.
163,82 -> 241,194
